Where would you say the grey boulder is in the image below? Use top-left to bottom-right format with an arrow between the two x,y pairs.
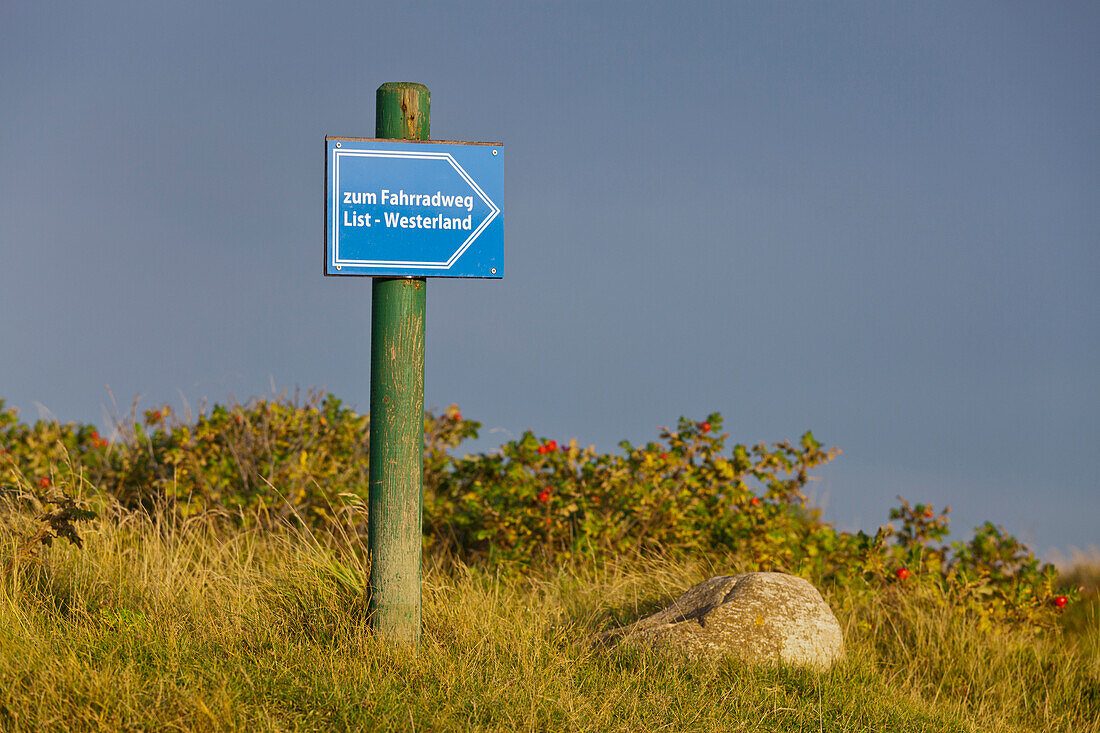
597,572 -> 844,670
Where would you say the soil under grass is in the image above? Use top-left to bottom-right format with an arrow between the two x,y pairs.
1,505 -> 1098,732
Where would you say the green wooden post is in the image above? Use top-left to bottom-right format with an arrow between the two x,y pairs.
368,82 -> 430,643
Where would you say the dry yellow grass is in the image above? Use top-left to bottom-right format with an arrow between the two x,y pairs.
1,495 -> 1097,732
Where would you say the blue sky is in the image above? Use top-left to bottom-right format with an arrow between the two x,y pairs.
2,1 -> 1097,557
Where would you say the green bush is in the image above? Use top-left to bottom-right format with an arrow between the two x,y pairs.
0,394 -> 474,525
426,414 -> 841,569
0,395 -> 1075,628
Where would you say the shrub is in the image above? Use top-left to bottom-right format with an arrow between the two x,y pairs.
0,394 -> 475,527
425,414 -> 841,570
0,395 -> 1075,628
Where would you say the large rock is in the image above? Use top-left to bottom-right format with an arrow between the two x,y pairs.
596,572 -> 844,670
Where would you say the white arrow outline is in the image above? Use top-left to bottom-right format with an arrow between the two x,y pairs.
331,147 -> 500,270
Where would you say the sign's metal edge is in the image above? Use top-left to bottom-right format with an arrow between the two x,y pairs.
323,136 -> 331,276
322,137 -> 503,278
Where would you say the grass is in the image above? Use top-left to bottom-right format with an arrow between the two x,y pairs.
1,496 -> 1098,732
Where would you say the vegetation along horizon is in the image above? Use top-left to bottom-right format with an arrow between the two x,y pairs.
1,391 -> 1097,729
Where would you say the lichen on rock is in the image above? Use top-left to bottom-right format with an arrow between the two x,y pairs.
596,572 -> 844,671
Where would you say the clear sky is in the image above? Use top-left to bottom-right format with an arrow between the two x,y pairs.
2,2 -> 1097,558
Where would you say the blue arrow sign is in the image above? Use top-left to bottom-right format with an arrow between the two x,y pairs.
325,137 -> 504,278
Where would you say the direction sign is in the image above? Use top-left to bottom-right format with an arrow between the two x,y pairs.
325,137 -> 503,278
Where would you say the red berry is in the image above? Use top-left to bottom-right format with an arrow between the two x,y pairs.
895,567 -> 910,580
1054,595 -> 1068,609
454,411 -> 462,421
547,439 -> 558,451
39,477 -> 49,488
660,453 -> 668,460
537,489 -> 551,503
701,421 -> 711,433
923,509 -> 934,519
750,497 -> 760,506
537,445 -> 548,455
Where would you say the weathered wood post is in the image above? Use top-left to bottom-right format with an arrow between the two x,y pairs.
368,82 -> 430,643
325,81 -> 502,645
